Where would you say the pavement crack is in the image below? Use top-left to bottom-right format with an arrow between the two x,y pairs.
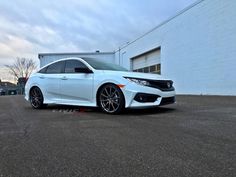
23,124 -> 31,138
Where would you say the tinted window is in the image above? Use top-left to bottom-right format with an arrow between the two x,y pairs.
46,61 -> 65,74
83,58 -> 128,71
38,67 -> 47,73
143,67 -> 149,73
65,60 -> 87,73
150,65 -> 156,72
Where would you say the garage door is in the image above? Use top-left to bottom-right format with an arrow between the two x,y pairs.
132,48 -> 161,74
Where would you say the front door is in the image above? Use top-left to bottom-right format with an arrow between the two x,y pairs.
59,59 -> 94,104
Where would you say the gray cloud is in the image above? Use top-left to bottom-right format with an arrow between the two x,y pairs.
0,0 -> 197,66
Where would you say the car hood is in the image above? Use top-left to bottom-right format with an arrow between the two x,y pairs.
100,70 -> 170,80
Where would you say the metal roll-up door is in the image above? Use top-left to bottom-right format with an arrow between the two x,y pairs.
132,48 -> 161,74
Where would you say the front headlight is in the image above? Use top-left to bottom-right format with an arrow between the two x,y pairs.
124,77 -> 151,86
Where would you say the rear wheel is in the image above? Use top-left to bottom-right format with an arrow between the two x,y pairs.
30,87 -> 45,109
98,84 -> 125,114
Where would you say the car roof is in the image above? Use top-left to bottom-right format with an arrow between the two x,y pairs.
38,57 -> 97,71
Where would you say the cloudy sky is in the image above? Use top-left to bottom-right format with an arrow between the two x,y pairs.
0,0 -> 197,67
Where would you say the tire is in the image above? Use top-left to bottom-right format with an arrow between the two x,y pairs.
98,84 -> 125,114
30,87 -> 45,109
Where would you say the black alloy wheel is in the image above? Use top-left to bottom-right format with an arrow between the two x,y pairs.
98,84 -> 125,114
30,87 -> 44,109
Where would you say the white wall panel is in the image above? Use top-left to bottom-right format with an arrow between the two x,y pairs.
115,0 -> 236,95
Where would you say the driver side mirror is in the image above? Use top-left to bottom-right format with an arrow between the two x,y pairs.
74,67 -> 93,73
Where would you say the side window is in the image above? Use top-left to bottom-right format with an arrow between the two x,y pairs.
46,61 -> 65,74
65,60 -> 87,73
38,67 -> 47,73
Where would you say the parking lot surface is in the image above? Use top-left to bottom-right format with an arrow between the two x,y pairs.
0,95 -> 236,177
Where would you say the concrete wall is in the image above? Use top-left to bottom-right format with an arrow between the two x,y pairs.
115,0 -> 236,95
39,52 -> 115,67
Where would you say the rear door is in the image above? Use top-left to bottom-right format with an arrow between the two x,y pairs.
59,59 -> 94,104
38,60 -> 65,102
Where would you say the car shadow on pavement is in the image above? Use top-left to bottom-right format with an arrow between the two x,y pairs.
122,107 -> 176,116
43,104 -> 176,116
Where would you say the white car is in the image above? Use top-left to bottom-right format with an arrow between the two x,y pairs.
25,58 -> 175,114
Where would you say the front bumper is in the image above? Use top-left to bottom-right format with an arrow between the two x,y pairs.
122,82 -> 176,108
159,96 -> 176,106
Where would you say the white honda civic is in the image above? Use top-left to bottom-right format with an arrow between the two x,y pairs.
25,57 -> 175,114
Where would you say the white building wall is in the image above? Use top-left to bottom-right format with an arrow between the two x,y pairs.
115,0 -> 236,95
39,52 -> 115,67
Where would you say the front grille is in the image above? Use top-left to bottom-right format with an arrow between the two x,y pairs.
148,80 -> 175,91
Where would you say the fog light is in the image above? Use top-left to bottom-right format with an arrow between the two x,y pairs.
134,93 -> 160,103
139,96 -> 143,101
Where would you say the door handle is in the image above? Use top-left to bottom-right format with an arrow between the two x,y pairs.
61,76 -> 68,80
39,76 -> 45,79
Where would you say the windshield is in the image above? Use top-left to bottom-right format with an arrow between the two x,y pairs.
83,58 -> 128,71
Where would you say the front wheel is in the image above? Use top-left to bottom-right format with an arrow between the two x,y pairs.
98,84 -> 125,114
30,87 -> 45,109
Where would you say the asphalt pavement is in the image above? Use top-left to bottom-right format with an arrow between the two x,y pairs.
0,95 -> 236,177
